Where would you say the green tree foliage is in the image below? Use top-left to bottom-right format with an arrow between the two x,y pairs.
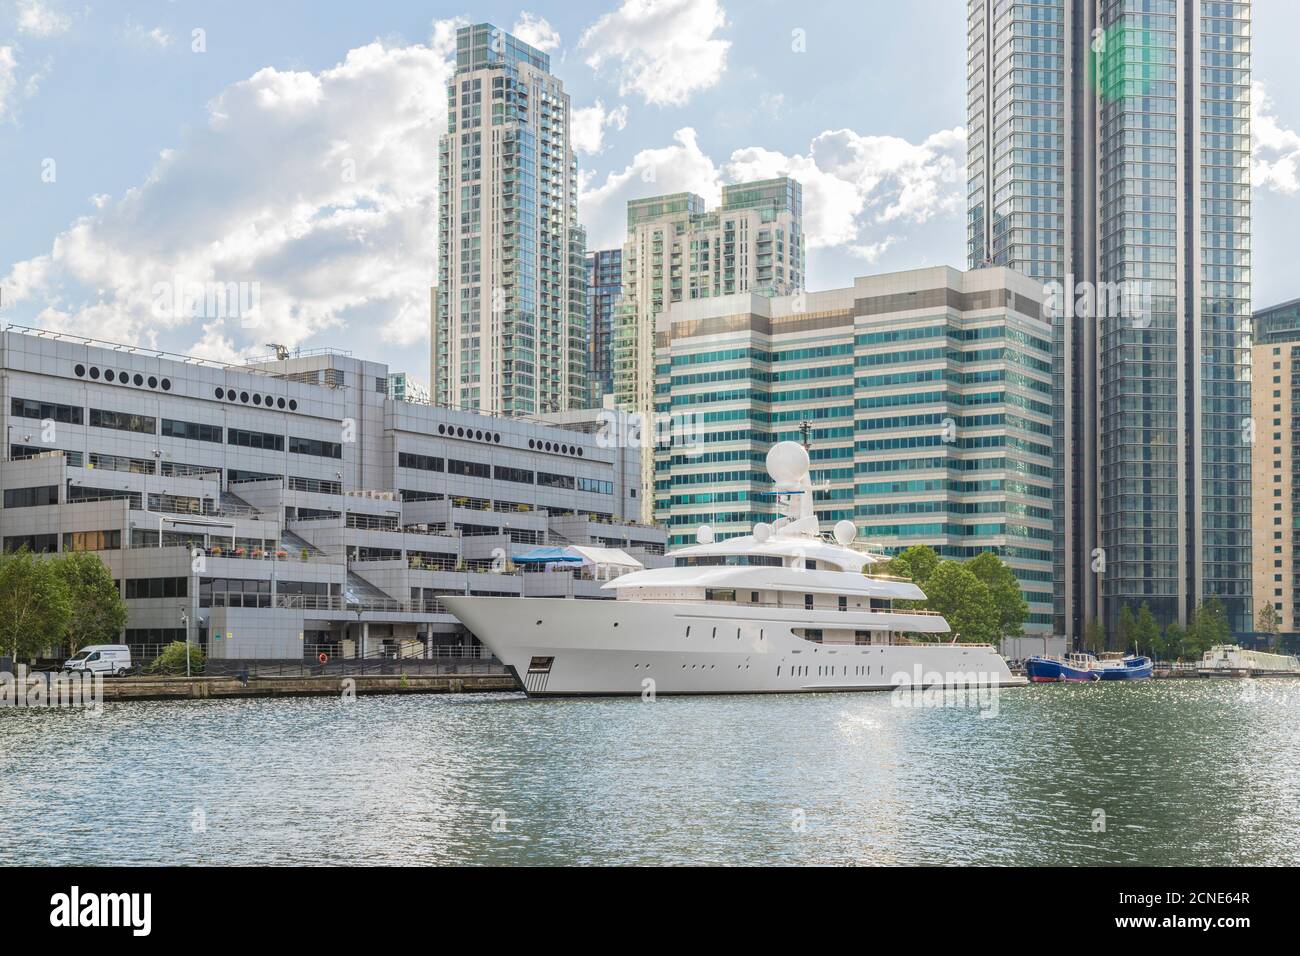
1257,601 -> 1280,651
1117,604 -> 1136,653
922,561 -> 999,645
881,545 -> 940,587
967,552 -> 1028,639
1083,618 -> 1106,655
148,641 -> 205,675
1133,602 -> 1160,657
1161,621 -> 1187,661
55,552 -> 127,655
1187,596 -> 1231,658
0,549 -> 72,662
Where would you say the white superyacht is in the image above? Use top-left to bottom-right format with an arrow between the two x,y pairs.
444,441 -> 1024,696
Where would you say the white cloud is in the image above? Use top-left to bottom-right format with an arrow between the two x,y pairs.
579,124 -> 965,260
571,99 -> 629,155
125,23 -> 174,49
16,0 -> 71,37
1253,80 -> 1300,194
579,128 -> 723,250
512,12 -> 561,53
0,47 -> 16,122
1,23 -> 463,358
580,0 -> 730,107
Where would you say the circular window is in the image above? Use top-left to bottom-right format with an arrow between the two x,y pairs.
74,364 -> 85,377
577,448 -> 583,457
493,433 -> 501,444
240,391 -> 250,403
215,388 -> 225,400
475,430 -> 483,441
456,427 -> 465,438
160,378 -> 171,391
264,395 -> 273,406
133,373 -> 144,386
277,397 -> 286,409
148,376 -> 158,388
89,367 -> 100,379
528,439 -> 535,449
288,400 -> 297,411
253,394 -> 262,405
438,425 -> 446,435
104,369 -> 115,382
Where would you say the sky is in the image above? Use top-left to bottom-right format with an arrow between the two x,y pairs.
2,0 -> 1300,379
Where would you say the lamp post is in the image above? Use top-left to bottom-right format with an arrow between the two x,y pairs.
180,607 -> 190,678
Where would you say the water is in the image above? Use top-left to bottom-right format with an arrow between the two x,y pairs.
1,679 -> 1298,865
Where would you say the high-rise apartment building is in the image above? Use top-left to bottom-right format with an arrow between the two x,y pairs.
586,249 -> 622,406
434,23 -> 587,417
615,179 -> 805,519
653,266 -> 1054,636
967,0 -> 1253,637
1251,299 -> 1300,644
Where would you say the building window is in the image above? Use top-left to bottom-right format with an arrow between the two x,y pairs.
89,408 -> 157,434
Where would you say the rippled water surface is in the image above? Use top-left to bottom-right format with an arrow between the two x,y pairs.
2,679 -> 1298,865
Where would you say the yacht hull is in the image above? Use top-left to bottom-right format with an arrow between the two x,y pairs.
442,596 -> 1025,696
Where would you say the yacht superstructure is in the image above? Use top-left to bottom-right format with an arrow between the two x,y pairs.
444,442 -> 1024,696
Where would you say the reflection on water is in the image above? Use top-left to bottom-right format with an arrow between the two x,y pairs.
1,680 -> 1298,865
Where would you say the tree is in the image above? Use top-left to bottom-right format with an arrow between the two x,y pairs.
1257,601 -> 1280,652
148,641 -> 205,675
1083,618 -> 1106,655
966,551 -> 1029,640
55,552 -> 127,655
1117,604 -> 1136,653
0,549 -> 72,662
1133,602 -> 1160,657
922,560 -> 999,645
1162,621 -> 1187,661
882,545 -> 939,587
1188,596 -> 1230,658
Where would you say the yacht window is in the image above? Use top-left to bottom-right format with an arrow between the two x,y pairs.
805,629 -> 823,643
804,594 -> 814,611
705,589 -> 736,602
838,596 -> 847,611
751,591 -> 760,603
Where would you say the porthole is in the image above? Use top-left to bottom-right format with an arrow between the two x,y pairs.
89,366 -> 100,379
288,400 -> 297,411
438,425 -> 446,435
104,369 -> 115,382
160,379 -> 171,391
545,442 -> 552,452
240,391 -> 250,403
215,388 -> 225,399
74,364 -> 85,377
253,394 -> 262,405
148,376 -> 158,388
535,620 -> 543,626
528,439 -> 535,448
133,374 -> 144,386
577,448 -> 583,457
228,391 -> 237,403
475,430 -> 483,441
265,395 -> 273,406
277,397 -> 286,409
493,433 -> 501,443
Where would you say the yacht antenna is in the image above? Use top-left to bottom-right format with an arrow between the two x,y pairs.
799,420 -> 812,449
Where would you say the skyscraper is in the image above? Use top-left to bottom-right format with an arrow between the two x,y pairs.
615,178 -> 805,519
967,0 -> 1253,637
434,23 -> 588,417
586,248 -> 622,406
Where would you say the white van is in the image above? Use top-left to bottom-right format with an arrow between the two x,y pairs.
63,645 -> 132,677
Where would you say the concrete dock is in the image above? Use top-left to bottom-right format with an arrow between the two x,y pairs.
92,673 -> 521,701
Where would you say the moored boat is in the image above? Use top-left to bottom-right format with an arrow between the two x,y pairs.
1198,644 -> 1300,678
1092,652 -> 1153,681
1024,653 -> 1100,683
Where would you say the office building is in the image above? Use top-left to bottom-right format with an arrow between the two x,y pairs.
653,265 -> 1054,635
967,0 -> 1253,636
586,248 -> 622,406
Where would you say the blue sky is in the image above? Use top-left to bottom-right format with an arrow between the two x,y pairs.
2,0 -> 1299,377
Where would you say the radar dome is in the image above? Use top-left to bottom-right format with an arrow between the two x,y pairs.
766,441 -> 810,484
833,520 -> 858,546
696,524 -> 714,544
753,522 -> 773,542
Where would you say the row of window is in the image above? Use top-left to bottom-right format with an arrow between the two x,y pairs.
125,577 -> 190,599
3,485 -> 58,508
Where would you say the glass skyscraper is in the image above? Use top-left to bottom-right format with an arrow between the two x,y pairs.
967,0 -> 1252,637
434,23 -> 588,417
585,249 -> 622,406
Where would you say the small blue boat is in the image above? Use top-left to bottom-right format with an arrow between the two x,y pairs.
1025,651 -> 1153,683
1093,652 -> 1153,681
1025,653 -> 1100,683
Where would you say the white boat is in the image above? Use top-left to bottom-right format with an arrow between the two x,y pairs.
1198,644 -> 1300,678
444,441 -> 1025,697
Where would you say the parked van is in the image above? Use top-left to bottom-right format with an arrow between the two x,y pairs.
63,645 -> 132,677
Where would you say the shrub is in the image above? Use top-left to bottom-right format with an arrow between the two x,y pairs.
148,641 -> 206,675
